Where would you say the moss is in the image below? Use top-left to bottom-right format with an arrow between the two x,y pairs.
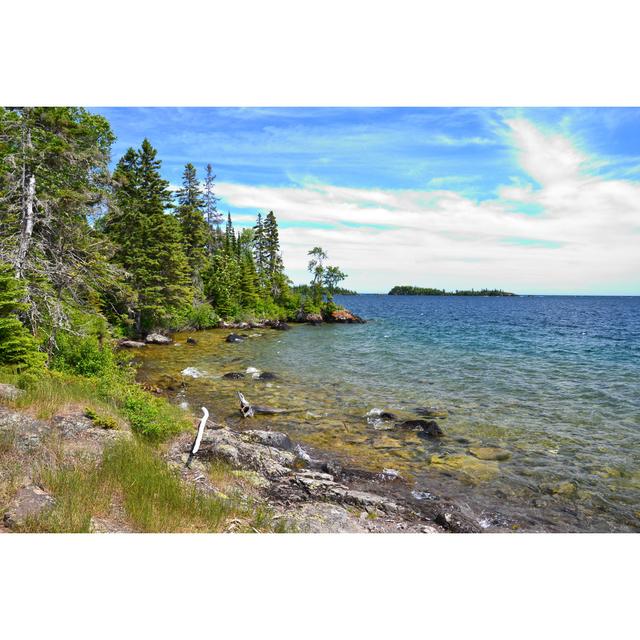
430,453 -> 499,483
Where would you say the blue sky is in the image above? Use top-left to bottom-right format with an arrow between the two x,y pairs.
91,107 -> 640,294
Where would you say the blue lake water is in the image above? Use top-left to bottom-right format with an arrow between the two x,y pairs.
138,295 -> 640,532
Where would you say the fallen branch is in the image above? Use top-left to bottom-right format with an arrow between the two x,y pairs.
186,407 -> 209,468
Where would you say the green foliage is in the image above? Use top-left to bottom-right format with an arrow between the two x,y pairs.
0,262 -> 45,371
122,386 -> 190,443
104,139 -> 193,333
84,407 -> 118,430
183,302 -> 220,330
306,247 -> 347,306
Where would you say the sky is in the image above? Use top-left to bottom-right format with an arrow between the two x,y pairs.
91,107 -> 640,294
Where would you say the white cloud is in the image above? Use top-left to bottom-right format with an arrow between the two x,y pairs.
217,118 -> 640,294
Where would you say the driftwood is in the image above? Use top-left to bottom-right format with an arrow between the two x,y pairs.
186,407 -> 209,468
236,391 -> 294,418
237,392 -> 254,418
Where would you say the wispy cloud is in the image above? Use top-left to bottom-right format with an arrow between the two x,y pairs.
218,118 -> 640,294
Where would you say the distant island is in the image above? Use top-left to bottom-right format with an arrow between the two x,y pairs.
388,286 -> 516,296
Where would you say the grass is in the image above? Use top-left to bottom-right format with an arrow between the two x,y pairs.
0,427 -> 23,520
1,368 -> 191,443
19,438 -> 285,533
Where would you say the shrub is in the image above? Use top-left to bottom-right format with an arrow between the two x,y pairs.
0,262 -> 46,372
122,387 -> 190,443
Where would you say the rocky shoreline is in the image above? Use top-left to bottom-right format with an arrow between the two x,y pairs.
1,381 -> 484,533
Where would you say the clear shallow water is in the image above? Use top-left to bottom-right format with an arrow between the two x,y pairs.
137,295 -> 640,532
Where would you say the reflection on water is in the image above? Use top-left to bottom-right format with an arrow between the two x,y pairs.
135,295 -> 640,532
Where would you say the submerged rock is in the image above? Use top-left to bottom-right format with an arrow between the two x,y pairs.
414,407 -> 448,419
222,372 -> 245,379
145,332 -> 172,344
255,371 -> 277,381
186,337 -> 197,345
396,419 -> 443,438
226,333 -> 246,343
468,447 -> 511,461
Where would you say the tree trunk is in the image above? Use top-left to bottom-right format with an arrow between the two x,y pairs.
15,125 -> 35,280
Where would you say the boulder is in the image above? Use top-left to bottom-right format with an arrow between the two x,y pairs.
145,333 -> 172,345
0,383 -> 24,402
225,333 -> 246,343
396,419 -> 443,438
118,339 -> 146,349
3,484 -> 55,529
186,337 -> 197,345
268,320 -> 290,331
222,372 -> 245,379
296,311 -> 323,325
198,429 -> 296,477
328,309 -> 366,323
243,429 -> 293,451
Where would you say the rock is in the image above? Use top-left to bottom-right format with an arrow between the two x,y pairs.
249,321 -> 266,329
3,484 -> 55,529
434,510 -> 482,533
145,333 -> 172,344
226,333 -> 246,343
287,502 -> 368,533
0,383 -> 24,401
414,407 -> 448,419
243,430 -> 293,451
186,337 -> 197,345
118,339 -> 146,349
269,321 -> 290,331
327,309 -> 366,323
430,454 -> 499,483
198,429 -> 296,477
396,419 -> 443,438
379,411 -> 397,420
222,372 -> 245,379
296,311 -> 323,325
468,447 -> 511,461
255,371 -> 277,381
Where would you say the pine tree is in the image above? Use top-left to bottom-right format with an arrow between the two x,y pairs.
175,163 -> 209,288
203,163 -> 222,229
239,254 -> 259,309
0,262 -> 45,370
104,139 -> 192,333
0,107 -> 119,339
263,211 -> 286,299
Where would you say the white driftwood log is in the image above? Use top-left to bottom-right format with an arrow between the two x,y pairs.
237,391 -> 254,418
186,407 -> 209,467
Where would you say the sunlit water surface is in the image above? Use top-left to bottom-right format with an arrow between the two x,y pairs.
136,295 -> 640,532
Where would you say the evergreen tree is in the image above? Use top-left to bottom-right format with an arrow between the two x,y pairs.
0,262 -> 45,370
239,254 -> 259,309
0,107 -> 123,344
175,163 -> 209,289
203,163 -> 222,229
263,211 -> 285,299
104,139 -> 192,333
